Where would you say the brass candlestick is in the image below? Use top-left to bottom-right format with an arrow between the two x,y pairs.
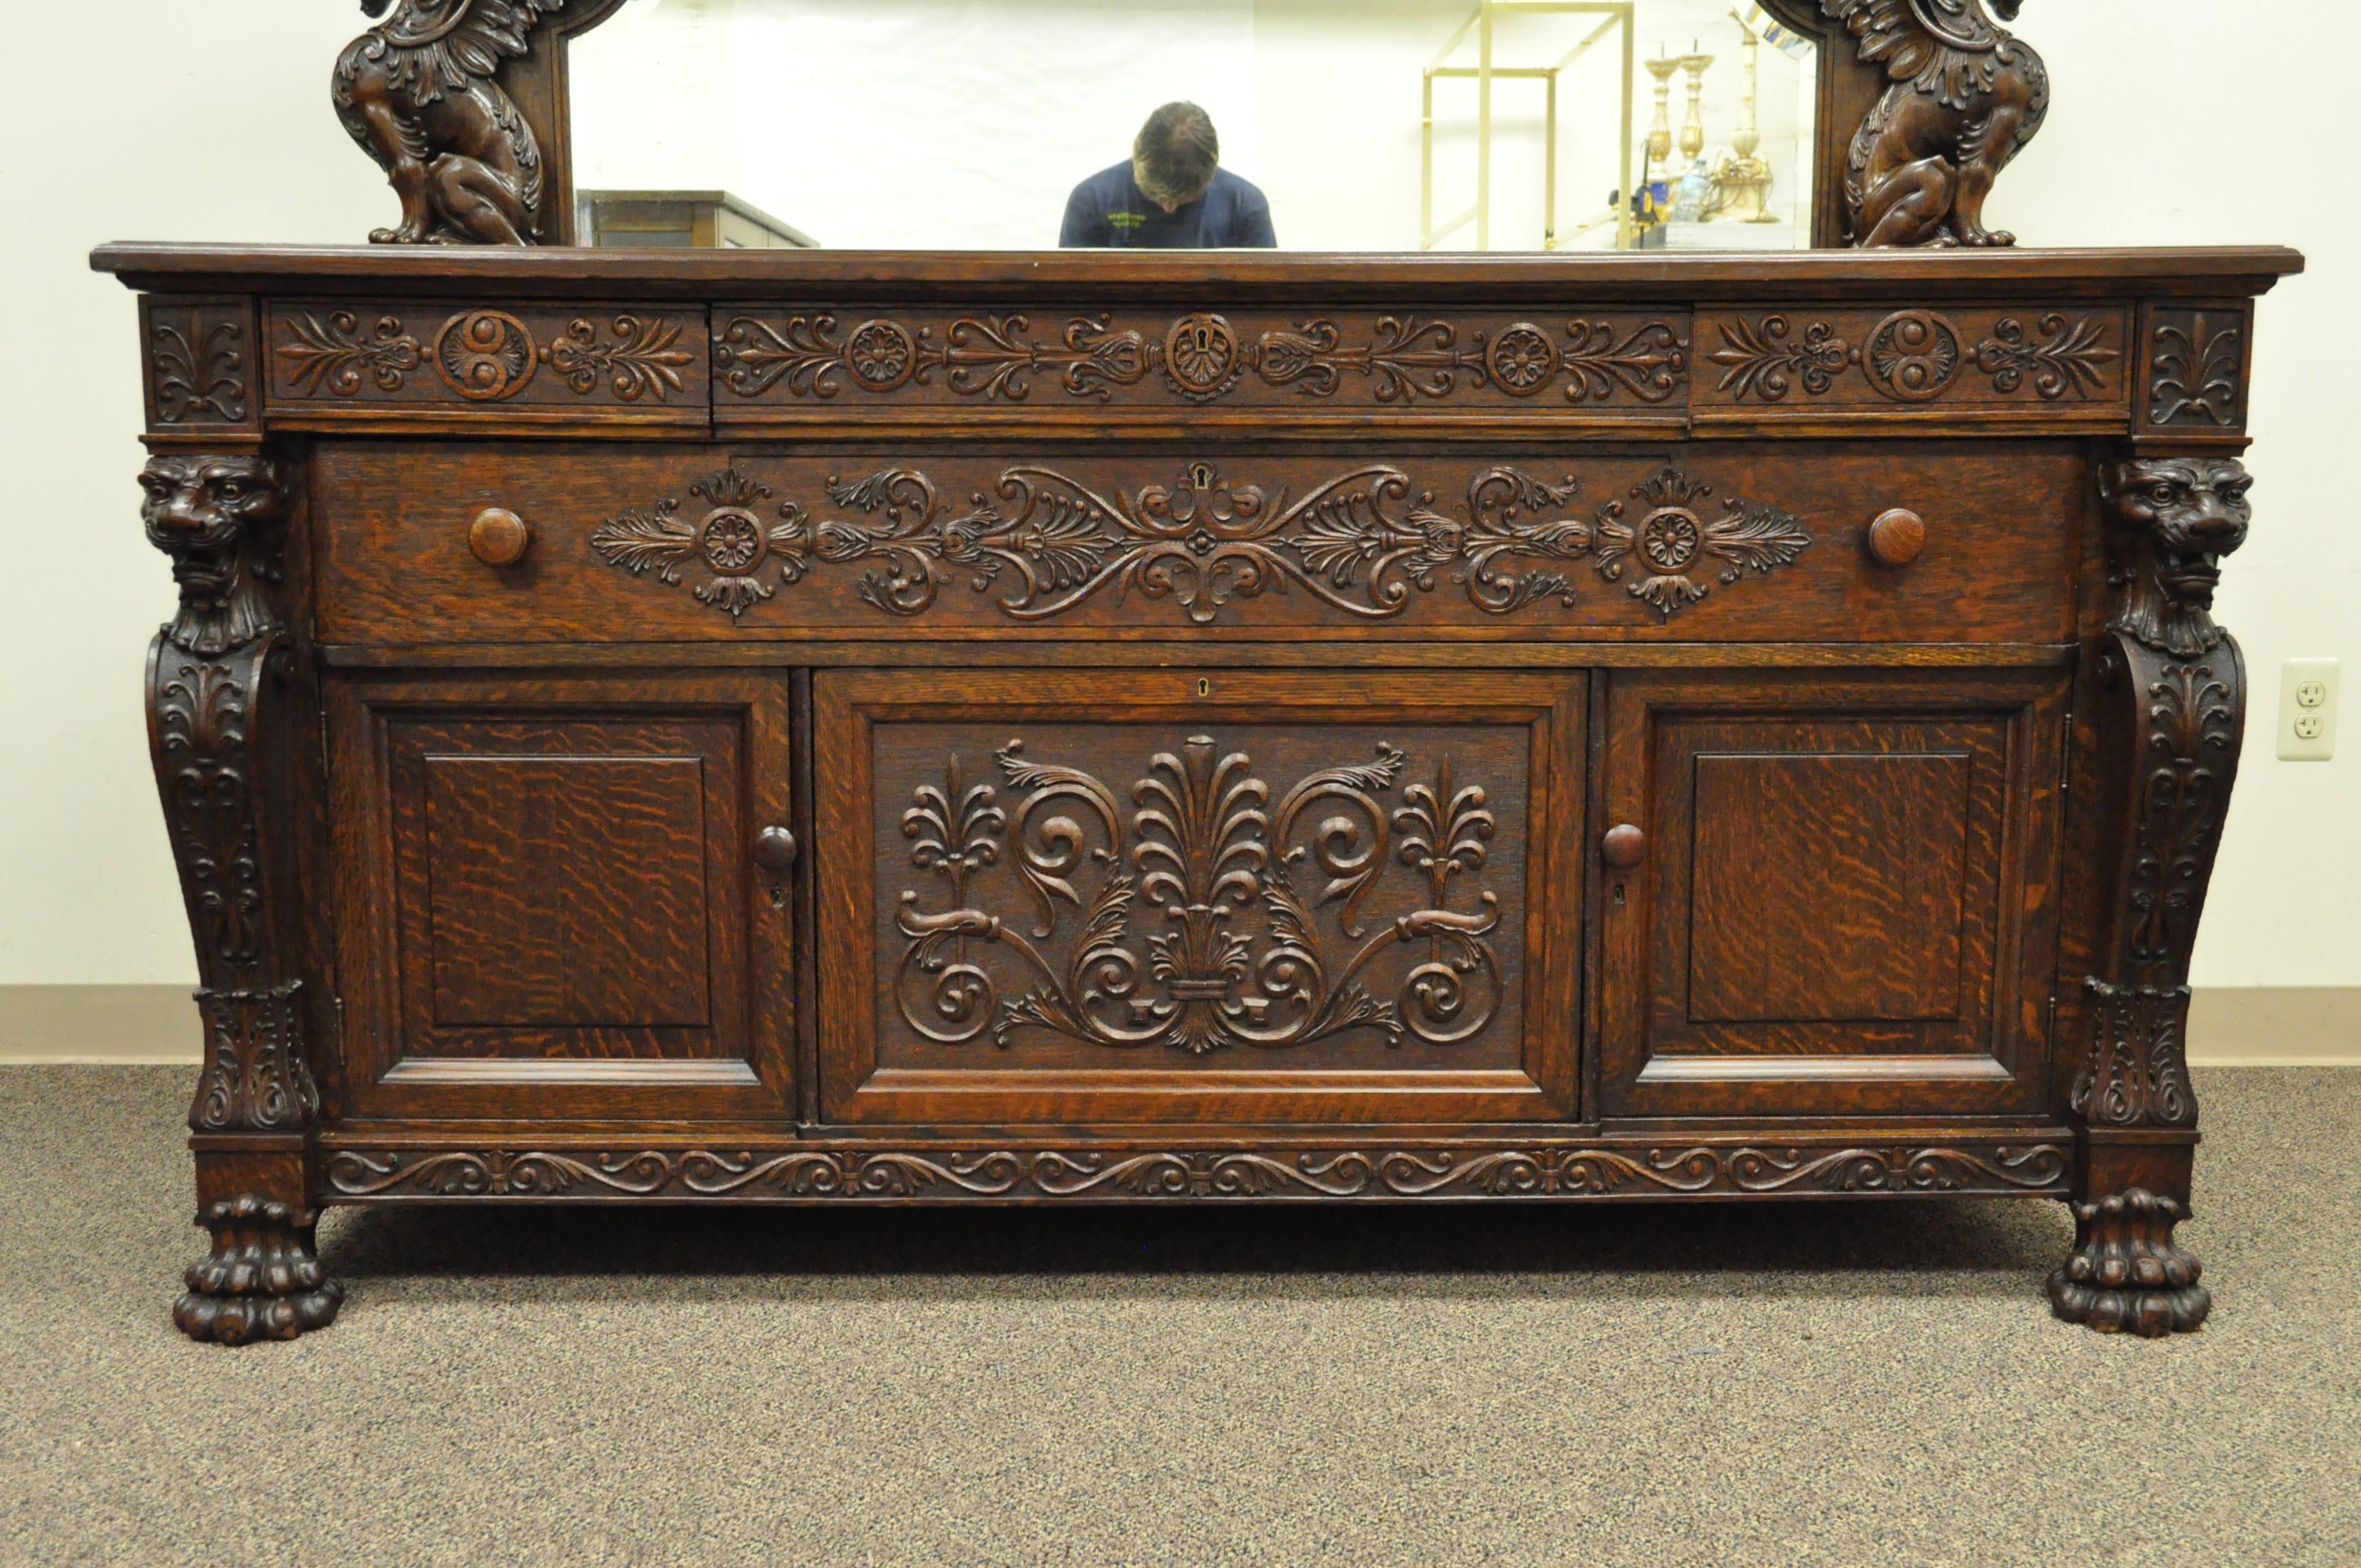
1645,53 -> 1680,183
1710,19 -> 1777,222
1678,49 -> 1714,164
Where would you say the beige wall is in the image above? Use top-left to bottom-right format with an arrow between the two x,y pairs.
0,0 -> 2351,986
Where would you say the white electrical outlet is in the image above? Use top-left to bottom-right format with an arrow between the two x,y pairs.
2278,658 -> 2340,761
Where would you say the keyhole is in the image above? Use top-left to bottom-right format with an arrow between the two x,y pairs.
1612,883 -> 1626,909
768,883 -> 787,912
1196,677 -> 1211,698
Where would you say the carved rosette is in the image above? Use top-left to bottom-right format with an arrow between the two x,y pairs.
591,461 -> 1804,627
273,308 -> 697,405
323,1143 -> 2069,1200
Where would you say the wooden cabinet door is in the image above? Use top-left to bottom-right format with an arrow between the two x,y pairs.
328,671 -> 798,1123
1598,669 -> 2066,1119
814,669 -> 1584,1126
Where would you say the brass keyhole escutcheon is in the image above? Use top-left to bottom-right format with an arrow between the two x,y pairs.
1196,677 -> 1212,698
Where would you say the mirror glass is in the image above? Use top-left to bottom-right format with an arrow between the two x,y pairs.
569,0 -> 1820,252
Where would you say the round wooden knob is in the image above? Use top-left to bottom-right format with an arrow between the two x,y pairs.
1866,508 -> 1927,568
1601,824 -> 1648,869
469,507 -> 531,567
753,826 -> 799,874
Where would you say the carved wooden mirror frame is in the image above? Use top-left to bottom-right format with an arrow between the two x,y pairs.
333,0 -> 2044,249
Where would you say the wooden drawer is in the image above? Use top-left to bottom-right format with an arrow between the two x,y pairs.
813,668 -> 1585,1125
312,441 -> 2083,646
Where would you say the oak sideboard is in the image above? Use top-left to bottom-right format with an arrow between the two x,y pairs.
96,239 -> 2299,1341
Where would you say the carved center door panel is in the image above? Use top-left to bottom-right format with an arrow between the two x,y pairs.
1598,669 -> 2066,1119
328,672 -> 798,1122
815,670 -> 1583,1125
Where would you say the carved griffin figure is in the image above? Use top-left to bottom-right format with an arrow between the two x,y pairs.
332,0 -> 569,245
140,456 -> 287,656
2097,458 -> 2253,659
1819,0 -> 2048,247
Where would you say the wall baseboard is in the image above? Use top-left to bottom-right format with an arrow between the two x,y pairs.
0,984 -> 2354,1067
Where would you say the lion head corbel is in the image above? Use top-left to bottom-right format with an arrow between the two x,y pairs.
139,456 -> 289,656
2097,458 -> 2252,659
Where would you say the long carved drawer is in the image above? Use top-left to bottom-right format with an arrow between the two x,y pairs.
311,440 -> 2083,645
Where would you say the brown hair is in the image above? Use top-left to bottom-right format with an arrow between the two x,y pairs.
1133,102 -> 1221,207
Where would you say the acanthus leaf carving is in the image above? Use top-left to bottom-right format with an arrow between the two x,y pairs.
275,311 -> 425,397
547,314 -> 695,402
2070,459 -> 2252,1133
151,307 -> 249,424
1590,465 -> 1813,619
1975,312 -> 2119,400
592,461 -> 1807,627
889,734 -> 1496,1058
2147,311 -> 2245,427
320,1143 -> 2072,1200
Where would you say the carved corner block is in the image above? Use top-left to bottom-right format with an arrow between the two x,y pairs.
139,297 -> 262,447
2135,302 -> 2255,443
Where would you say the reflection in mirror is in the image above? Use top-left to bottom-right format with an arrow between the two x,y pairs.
569,0 -> 1819,252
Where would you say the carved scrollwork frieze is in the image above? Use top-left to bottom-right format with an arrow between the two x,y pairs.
1700,307 -> 2123,410
323,1142 -> 2071,1199
268,305 -> 703,409
589,460 -> 1808,627
711,310 -> 1690,409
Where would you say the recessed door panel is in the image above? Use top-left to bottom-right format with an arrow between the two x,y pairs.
1600,670 -> 2065,1118
330,672 -> 798,1123
816,669 -> 1585,1126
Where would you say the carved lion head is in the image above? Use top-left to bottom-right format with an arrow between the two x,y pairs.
139,455 -> 286,655
2098,457 -> 2251,658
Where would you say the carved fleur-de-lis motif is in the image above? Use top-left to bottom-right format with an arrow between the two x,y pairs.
1709,315 -> 1852,401
274,311 -> 423,396
889,736 -> 1499,1058
1974,313 -> 2119,400
546,315 -> 694,402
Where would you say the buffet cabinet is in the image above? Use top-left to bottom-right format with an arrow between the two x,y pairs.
99,245 -> 2297,1342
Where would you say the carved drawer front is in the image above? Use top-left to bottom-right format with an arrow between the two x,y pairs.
327,672 -> 798,1124
814,669 -> 1585,1126
1693,306 -> 2132,429
1597,668 -> 2066,1119
312,441 -> 2079,645
264,301 -> 709,432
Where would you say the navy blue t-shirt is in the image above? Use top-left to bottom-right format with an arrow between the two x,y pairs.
1059,162 -> 1276,249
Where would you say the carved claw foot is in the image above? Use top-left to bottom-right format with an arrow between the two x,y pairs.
173,1194 -> 344,1344
2048,1188 -> 2210,1337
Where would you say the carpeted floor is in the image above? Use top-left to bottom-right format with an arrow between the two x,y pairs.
1,1067 -> 2354,1567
